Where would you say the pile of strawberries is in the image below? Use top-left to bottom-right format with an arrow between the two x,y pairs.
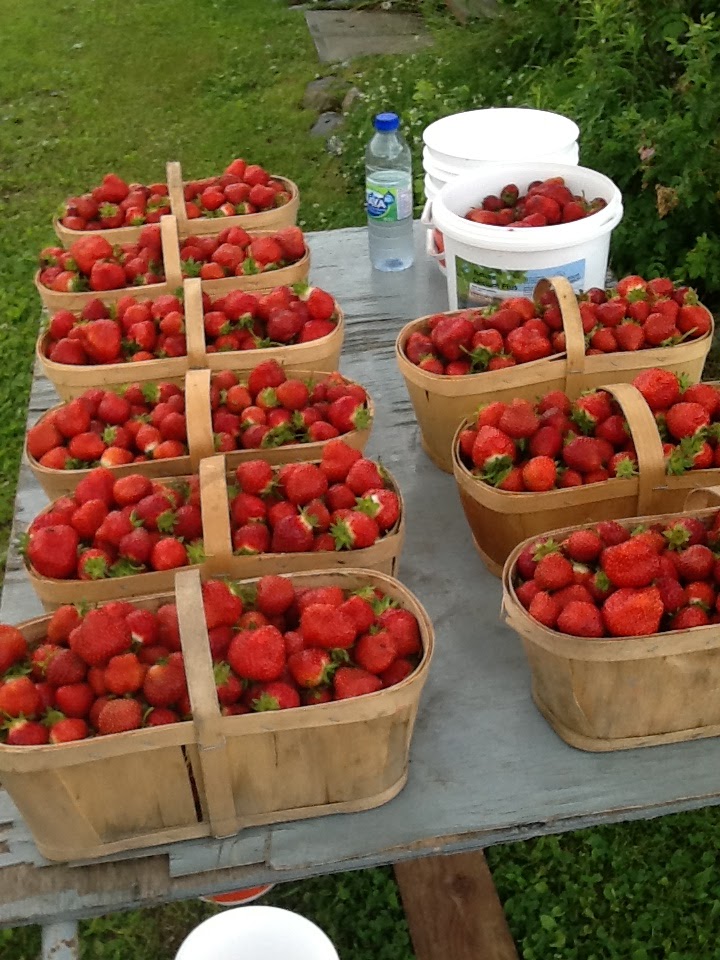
514,513 -> 720,638
403,276 -> 711,377
0,575 -> 422,745
184,158 -> 292,219
22,469 -> 204,581
211,362 -> 370,452
465,176 -> 607,228
58,174 -> 171,232
27,382 -> 188,470
459,369 -> 720,493
43,293 -> 186,366
202,283 -> 339,351
229,440 -> 400,555
179,226 -> 306,280
38,228 -> 165,294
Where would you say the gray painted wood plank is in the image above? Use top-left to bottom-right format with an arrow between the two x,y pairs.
3,224 -> 720,928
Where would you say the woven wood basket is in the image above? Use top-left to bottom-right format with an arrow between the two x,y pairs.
396,276 -> 712,473
453,381 -> 720,575
26,368 -> 373,499
35,215 -> 182,313
166,160 -> 300,237
502,492 -> 720,751
0,566 -> 433,861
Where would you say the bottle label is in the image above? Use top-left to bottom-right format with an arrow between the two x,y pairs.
366,179 -> 412,222
455,255 -> 586,306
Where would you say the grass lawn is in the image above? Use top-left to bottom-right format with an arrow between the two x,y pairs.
1,0 -> 720,957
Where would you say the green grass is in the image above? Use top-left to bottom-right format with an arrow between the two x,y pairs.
2,0 -> 720,957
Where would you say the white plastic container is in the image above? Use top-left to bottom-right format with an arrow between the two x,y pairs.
427,162 -> 623,308
175,905 -> 340,960
423,108 -> 580,170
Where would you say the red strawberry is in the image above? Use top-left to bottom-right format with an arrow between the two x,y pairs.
354,629 -> 397,674
632,369 -> 682,412
333,666 -> 382,700
556,601 -> 605,638
48,717 -> 90,743
26,525 -> 79,579
70,608 -> 132,665
0,677 -> 42,718
534,551 -> 574,590
521,457 -> 556,491
321,439 -> 362,483
233,523 -> 271,555
53,682 -> 94,718
202,580 -> 243,629
601,538 -> 661,588
0,626 -> 28,674
227,626 -> 286,681
270,514 -> 314,553
284,463 -> 329,506
602,587 -> 663,637
5,718 -> 50,746
498,399 -> 539,439
665,402 -> 710,440
288,648 -> 334,688
331,511 -> 380,550
249,681 -> 301,711
470,426 -> 516,473
96,698 -> 143,734
300,604 -> 357,649
355,488 -> 400,531
255,575 -> 296,617
562,436 -> 607,473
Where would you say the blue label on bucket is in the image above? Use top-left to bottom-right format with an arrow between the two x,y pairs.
455,256 -> 586,307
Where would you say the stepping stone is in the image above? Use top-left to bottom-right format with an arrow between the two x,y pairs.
304,10 -> 433,63
310,111 -> 345,137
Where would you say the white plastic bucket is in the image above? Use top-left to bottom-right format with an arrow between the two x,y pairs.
423,108 -> 580,170
175,905 -> 340,960
428,162 -> 623,308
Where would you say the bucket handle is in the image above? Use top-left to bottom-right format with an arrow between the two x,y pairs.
425,228 -> 444,261
604,382 -> 667,516
421,199 -> 433,227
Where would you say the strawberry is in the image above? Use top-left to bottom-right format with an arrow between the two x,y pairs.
345,458 -> 385,496
673,544 -> 715,582
270,514 -> 314,553
300,604 -> 357,650
471,426 -> 516,474
48,717 -> 89,743
333,666 -> 382,700
355,488 -> 400,531
0,677 -> 42,718
46,648 -> 87,686
562,436 -> 607,473
555,601 -> 605,637
26,525 -> 79,579
104,653 -> 145,695
330,511 -> 379,550
498,399 -> 539,439
202,579 -> 243,629
0,626 -> 28,674
233,523 -> 271,554
632,369 -> 682,412
255,575 -> 296,617
151,538 -> 189,571
601,538 -> 661,588
288,649 -> 334,688
96,698 -> 143,735
227,625 -> 286,681
665,402 -> 710,440
284,463 -> 329,506
354,629 -> 397,674
521,457 -> 556,492
534,552 -> 574,590
5,718 -> 50,746
321,439 -> 362,483
53,682 -> 94,718
249,681 -> 301,711
143,661 -> 187,707
602,587 -> 663,637
70,608 -> 132,665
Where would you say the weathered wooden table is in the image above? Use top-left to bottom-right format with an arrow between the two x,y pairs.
3,224 -> 720,959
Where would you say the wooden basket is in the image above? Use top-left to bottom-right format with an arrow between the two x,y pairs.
453,380 -> 720,576
184,278 -> 344,376
166,160 -> 300,237
26,368 -> 372,499
23,470 -> 210,611
0,566 -> 433,862
199,454 -> 405,580
35,215 -> 183,313
502,495 -> 720,751
396,276 -> 713,474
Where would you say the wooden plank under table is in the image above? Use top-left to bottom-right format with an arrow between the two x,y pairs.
2,224 -> 720,950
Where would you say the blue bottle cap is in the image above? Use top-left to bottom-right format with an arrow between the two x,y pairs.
374,112 -> 400,132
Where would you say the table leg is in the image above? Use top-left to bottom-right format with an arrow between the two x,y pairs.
41,920 -> 79,960
394,850 -> 519,960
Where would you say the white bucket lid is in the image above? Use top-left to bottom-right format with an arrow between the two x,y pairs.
423,108 -> 580,164
430,161 -> 622,252
175,906 -> 339,960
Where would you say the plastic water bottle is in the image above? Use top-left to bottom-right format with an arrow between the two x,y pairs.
365,112 -> 414,272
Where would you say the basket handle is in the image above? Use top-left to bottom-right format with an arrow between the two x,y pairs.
683,485 -> 720,511
160,214 -> 183,291
166,161 -> 187,227
183,277 -> 207,369
200,454 -> 233,571
175,568 -> 238,838
604,382 -> 666,516
185,369 -> 215,471
533,276 -> 586,392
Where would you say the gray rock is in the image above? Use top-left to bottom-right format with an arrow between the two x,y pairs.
341,86 -> 363,114
310,112 -> 345,138
305,10 -> 432,63
302,76 -> 349,112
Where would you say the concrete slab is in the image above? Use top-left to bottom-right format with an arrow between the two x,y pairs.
305,10 -> 433,63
